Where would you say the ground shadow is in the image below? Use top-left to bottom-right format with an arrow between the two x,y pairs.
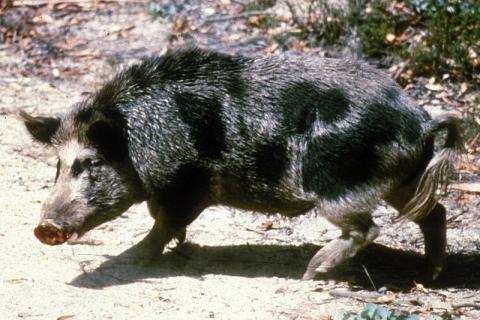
326,244 -> 480,291
70,242 -> 480,291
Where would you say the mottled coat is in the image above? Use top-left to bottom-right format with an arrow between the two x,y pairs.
22,48 -> 462,280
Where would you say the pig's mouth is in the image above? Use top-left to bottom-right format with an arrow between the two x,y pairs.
33,223 -> 78,246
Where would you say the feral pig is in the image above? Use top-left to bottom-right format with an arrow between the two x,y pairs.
21,47 -> 462,280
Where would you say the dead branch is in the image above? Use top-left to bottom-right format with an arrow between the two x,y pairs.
329,289 -> 382,301
453,302 -> 480,309
13,0 -> 146,6
204,10 -> 275,24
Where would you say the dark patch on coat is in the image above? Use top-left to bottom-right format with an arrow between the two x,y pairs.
401,111 -> 423,144
152,48 -> 248,98
280,82 -> 350,134
71,94 -> 131,163
175,92 -> 227,160
86,119 -> 128,162
381,86 -> 423,144
75,105 -> 93,124
383,86 -> 400,102
156,164 -> 212,229
302,103 -> 408,199
253,139 -> 288,183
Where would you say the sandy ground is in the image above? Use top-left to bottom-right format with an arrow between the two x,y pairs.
1,2 -> 479,319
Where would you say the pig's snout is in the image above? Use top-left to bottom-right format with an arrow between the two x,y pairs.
34,222 -> 71,245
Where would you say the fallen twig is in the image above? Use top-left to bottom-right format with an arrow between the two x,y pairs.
329,288 -> 382,301
453,302 -> 480,309
245,227 -> 290,242
362,264 -> 377,291
392,61 -> 408,80
447,210 -> 465,222
450,182 -> 480,193
68,238 -> 103,246
467,132 -> 480,150
246,227 -> 265,236
13,0 -> 146,6
204,10 -> 275,24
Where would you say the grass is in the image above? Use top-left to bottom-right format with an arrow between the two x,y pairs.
283,0 -> 480,82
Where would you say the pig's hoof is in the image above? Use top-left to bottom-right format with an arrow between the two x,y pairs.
315,265 -> 331,273
426,255 -> 446,281
429,263 -> 445,281
302,264 -> 333,280
302,272 -> 316,281
302,269 -> 323,281
174,228 -> 186,246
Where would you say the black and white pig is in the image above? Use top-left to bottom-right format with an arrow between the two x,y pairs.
21,47 -> 462,280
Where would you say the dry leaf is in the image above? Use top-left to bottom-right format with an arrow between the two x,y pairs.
61,68 -> 88,77
204,7 -> 215,16
385,33 -> 396,43
248,16 -> 263,26
435,91 -> 448,99
68,49 -> 98,58
450,183 -> 480,193
259,219 -> 274,231
172,18 -> 189,35
32,14 -> 53,24
51,68 -> 60,78
222,33 -> 242,42
425,83 -> 444,91
468,47 -> 478,59
376,293 -> 395,303
275,286 -> 288,294
5,278 -> 28,284
414,282 -> 428,293
262,42 -> 279,54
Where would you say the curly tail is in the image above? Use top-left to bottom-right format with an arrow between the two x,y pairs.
402,114 -> 463,221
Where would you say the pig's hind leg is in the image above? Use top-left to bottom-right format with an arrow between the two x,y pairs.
302,210 -> 380,280
384,179 -> 447,280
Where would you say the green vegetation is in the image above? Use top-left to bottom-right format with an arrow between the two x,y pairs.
407,0 -> 480,80
286,0 -> 349,46
338,303 -> 419,320
286,0 -> 480,82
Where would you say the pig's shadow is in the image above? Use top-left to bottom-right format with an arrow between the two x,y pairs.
69,241 -> 480,291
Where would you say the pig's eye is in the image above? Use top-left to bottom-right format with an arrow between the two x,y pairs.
91,159 -> 103,167
55,160 -> 61,182
71,159 -> 84,177
71,158 -> 103,177
83,158 -> 92,168
71,158 -> 96,177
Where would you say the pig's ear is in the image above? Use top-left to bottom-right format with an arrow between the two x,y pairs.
20,111 -> 60,144
86,120 -> 127,161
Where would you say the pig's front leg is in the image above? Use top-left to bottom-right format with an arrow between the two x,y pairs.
136,165 -> 213,259
140,198 -> 188,252
139,175 -> 212,256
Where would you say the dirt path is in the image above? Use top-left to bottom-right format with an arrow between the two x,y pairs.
1,2 -> 479,319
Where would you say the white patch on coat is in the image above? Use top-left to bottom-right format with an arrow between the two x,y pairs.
40,139 -> 95,222
58,139 -> 95,167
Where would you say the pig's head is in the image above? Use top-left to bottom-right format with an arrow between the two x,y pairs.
21,104 -> 144,245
